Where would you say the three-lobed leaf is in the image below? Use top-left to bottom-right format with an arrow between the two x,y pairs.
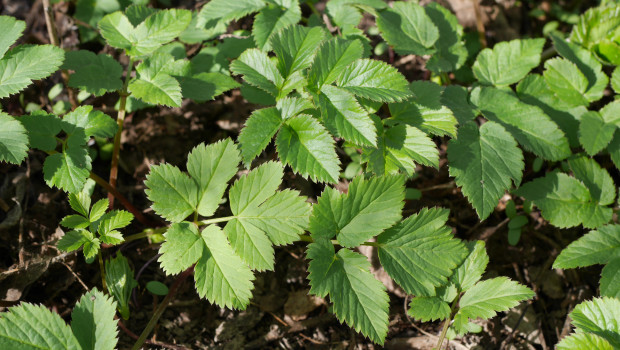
472,38 -> 545,86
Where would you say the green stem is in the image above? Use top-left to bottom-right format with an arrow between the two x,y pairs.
307,2 -> 322,19
123,227 -> 167,244
435,294 -> 461,349
131,267 -> 194,350
108,57 -> 135,209
199,216 -> 235,226
98,251 -> 108,293
297,234 -> 380,247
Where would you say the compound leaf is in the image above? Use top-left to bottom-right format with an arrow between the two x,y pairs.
194,225 -> 255,309
271,25 -> 327,77
471,86 -> 571,161
62,50 -> 123,96
569,297 -> 620,348
238,107 -> 283,165
337,59 -> 412,102
187,139 -> 240,217
408,297 -> 451,322
448,121 -> 524,220
57,229 -> 92,253
230,48 -> 283,97
579,111 -> 615,156
516,172 -> 612,229
377,208 -> 466,296
43,146 -> 92,193
70,288 -> 118,350
0,45 -> 64,98
319,84 -> 376,147
568,156 -> 616,206
307,239 -> 389,345
376,1 -> 438,56
472,38 -> 545,86
553,224 -> 620,269
0,113 -> 28,164
0,15 -> 25,58
309,175 -> 404,247
454,277 -> 534,333
307,37 -> 363,90
0,303 -> 80,350
276,114 -> 340,183
144,163 -> 198,223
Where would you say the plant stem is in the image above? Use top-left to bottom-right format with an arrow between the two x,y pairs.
131,267 -> 194,350
98,251 -> 108,293
41,0 -> 77,108
89,172 -> 159,227
123,227 -> 168,243
307,2 -> 321,19
108,57 -> 135,209
297,234 -> 380,247
199,216 -> 235,225
435,294 -> 461,349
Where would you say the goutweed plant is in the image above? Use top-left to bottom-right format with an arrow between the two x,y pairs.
0,1 -> 619,349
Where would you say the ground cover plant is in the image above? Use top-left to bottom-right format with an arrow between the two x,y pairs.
0,0 -> 619,348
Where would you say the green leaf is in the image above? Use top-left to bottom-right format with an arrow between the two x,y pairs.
571,4 -> 620,49
307,37 -> 363,90
0,113 -> 28,164
176,72 -> 240,102
230,48 -> 283,97
187,139 -> 240,217
450,240 -> 489,292
553,224 -> 620,269
543,58 -> 590,107
579,111 -> 615,156
238,107 -> 283,165
252,2 -> 301,52
319,85 -> 376,147
146,281 -> 169,296
551,33 -> 608,102
307,239 -> 389,344
472,38 -> 545,86
63,106 -> 118,146
376,1 -> 438,56
600,258 -> 620,298
453,277 -> 534,333
600,100 -> 620,127
309,175 -> 404,247
612,67 -> 620,94
69,192 -> 91,217
105,253 -> 137,319
408,296 -> 450,322
62,50 -> 123,96
43,146 -> 92,193
516,172 -> 612,229
125,5 -> 157,26
424,2 -> 467,74
0,45 -> 64,98
557,332 -> 613,350
144,163 -> 198,222
337,59 -> 412,102
448,121 -> 524,220
98,210 -> 133,236
129,59 -> 182,107
568,156 -> 616,206
194,225 -> 255,309
389,81 -> 458,137
470,86 -> 571,161
516,74 -> 583,148
441,85 -> 477,125
57,229 -> 92,252
129,9 -> 192,57
276,114 -> 340,183
197,0 -> 265,27
276,96 -> 313,120
71,288 -> 118,350
19,112 -> 63,151
158,222 -> 203,275
99,12 -> 134,50
61,215 -> 90,229
364,119 -> 439,176
0,303 -> 80,350
0,16 -> 25,58
377,208 -> 466,296
271,25 -> 327,77
570,297 -> 620,348
325,0 -> 386,28
224,162 -> 281,270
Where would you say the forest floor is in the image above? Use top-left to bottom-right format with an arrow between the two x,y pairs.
0,0 -> 604,349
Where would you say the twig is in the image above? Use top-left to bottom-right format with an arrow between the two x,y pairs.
130,267 -> 194,350
61,262 -> 89,291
